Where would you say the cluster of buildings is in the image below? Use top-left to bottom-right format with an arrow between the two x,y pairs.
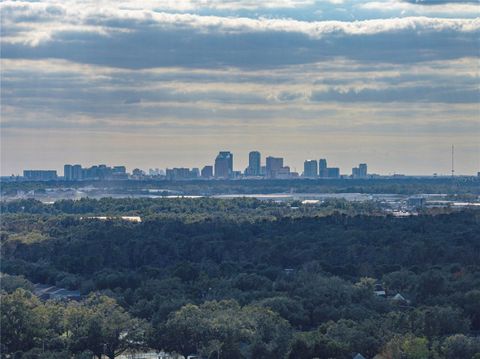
304,160 -> 367,179
209,151 -> 299,179
64,164 -> 128,180
23,164 -> 128,181
20,151 -> 370,181
23,170 -> 58,181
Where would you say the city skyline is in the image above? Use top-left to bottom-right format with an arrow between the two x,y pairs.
1,1 -> 479,176
12,147 -> 480,179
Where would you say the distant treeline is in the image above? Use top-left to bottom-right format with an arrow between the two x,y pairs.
1,198 -> 480,358
0,197 -> 384,219
2,176 -> 480,195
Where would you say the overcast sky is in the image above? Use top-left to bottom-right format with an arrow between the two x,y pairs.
1,0 -> 479,176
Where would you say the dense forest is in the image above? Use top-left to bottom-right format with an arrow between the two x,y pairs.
1,198 -> 480,358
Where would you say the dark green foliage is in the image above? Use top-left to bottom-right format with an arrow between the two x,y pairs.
1,198 -> 479,358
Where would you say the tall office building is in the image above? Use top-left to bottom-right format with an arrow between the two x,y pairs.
64,164 -> 83,180
266,156 -> 283,178
303,160 -> 318,178
352,163 -> 368,178
64,164 -> 73,180
72,164 -> 83,180
359,163 -> 368,178
83,165 -> 98,180
201,166 -> 213,178
215,151 -> 233,178
191,168 -> 200,178
319,159 -> 328,178
246,151 -> 261,176
352,167 -> 359,178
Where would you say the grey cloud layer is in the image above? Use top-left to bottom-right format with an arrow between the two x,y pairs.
1,1 -> 479,68
2,58 -> 478,133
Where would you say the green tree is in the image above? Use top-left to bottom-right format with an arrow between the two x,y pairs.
401,335 -> 429,359
66,294 -> 149,359
463,290 -> 480,330
160,300 -> 292,358
382,335 -> 430,359
442,334 -> 480,359
0,289 -> 45,354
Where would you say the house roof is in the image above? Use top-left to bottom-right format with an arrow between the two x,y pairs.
392,293 -> 406,301
33,283 -> 80,299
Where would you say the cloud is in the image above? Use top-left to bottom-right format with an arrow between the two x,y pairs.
4,4 -> 480,43
401,1 -> 478,5
1,1 -> 478,70
2,16 -> 479,69
360,0 -> 480,15
310,85 -> 479,103
2,57 -> 478,132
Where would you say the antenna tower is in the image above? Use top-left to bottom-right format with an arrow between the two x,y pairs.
451,145 -> 455,177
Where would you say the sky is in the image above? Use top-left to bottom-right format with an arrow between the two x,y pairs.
1,0 -> 479,176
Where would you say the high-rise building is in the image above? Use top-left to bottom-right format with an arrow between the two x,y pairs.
266,156 -> 284,178
246,151 -> 261,176
64,164 -> 73,180
215,151 -> 233,178
359,163 -> 368,178
326,167 -> 340,178
352,163 -> 368,178
201,165 -> 213,178
191,168 -> 200,178
97,164 -> 112,179
352,167 -> 360,178
319,159 -> 328,178
83,165 -> 98,180
72,164 -> 83,180
303,160 -> 318,178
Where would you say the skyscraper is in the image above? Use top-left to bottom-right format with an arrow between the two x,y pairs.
359,163 -> 368,178
265,156 -> 283,178
215,151 -> 233,178
72,164 -> 83,180
352,163 -> 368,178
201,166 -> 213,178
319,159 -> 328,178
64,164 -> 73,180
352,167 -> 360,178
303,160 -> 318,178
247,151 -> 261,176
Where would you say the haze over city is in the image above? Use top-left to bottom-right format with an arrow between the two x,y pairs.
1,0 -> 479,175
